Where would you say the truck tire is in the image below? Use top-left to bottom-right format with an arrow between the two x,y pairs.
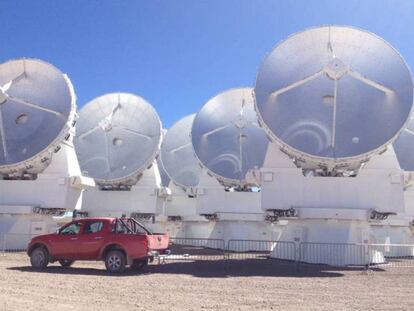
59,259 -> 74,267
131,258 -> 148,271
105,250 -> 126,273
30,247 -> 49,269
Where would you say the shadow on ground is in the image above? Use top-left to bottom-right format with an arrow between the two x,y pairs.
6,259 -> 370,278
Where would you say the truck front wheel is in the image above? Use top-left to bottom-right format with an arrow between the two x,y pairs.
105,250 -> 126,273
30,247 -> 49,269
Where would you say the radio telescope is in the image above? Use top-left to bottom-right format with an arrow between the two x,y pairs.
0,58 -> 76,176
160,114 -> 201,189
74,93 -> 162,186
191,88 -> 269,187
0,58 -> 95,250
254,26 -> 413,172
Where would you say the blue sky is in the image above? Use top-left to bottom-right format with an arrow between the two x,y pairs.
1,0 -> 414,127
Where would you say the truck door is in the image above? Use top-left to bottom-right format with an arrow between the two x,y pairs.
52,221 -> 83,259
78,220 -> 106,260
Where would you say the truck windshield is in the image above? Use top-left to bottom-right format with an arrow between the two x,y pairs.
113,218 -> 152,235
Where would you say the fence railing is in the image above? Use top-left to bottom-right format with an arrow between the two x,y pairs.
299,242 -> 366,267
163,238 -> 414,271
167,237 -> 226,261
368,244 -> 414,269
227,239 -> 296,262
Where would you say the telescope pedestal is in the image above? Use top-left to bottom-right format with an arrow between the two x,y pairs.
261,143 -> 414,264
0,142 -> 94,249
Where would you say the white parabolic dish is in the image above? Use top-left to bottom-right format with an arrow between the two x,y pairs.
191,88 -> 269,187
160,114 -> 202,189
0,58 -> 76,175
74,93 -> 162,185
254,26 -> 414,171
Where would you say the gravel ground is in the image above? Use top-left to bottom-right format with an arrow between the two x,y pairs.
1,253 -> 414,311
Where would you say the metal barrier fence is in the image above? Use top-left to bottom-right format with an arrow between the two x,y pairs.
368,244 -> 414,269
166,238 -> 226,261
164,239 -> 414,272
227,239 -> 296,262
299,242 -> 366,267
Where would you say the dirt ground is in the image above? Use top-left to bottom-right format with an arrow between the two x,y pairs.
1,253 -> 414,311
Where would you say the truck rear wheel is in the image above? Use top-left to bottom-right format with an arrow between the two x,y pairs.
131,258 -> 148,271
105,250 -> 126,273
30,247 -> 49,269
59,259 -> 74,267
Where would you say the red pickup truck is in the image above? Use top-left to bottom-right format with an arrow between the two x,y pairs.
27,217 -> 169,273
